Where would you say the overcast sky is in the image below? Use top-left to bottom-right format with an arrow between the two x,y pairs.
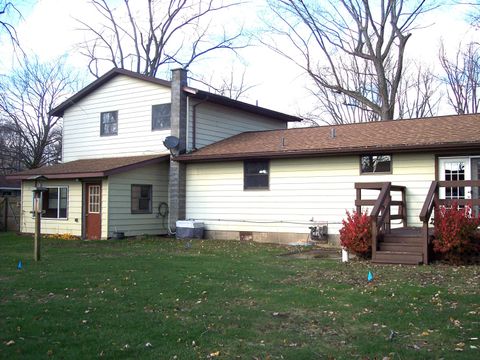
0,0 -> 477,117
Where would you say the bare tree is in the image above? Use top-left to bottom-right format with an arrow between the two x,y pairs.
439,41 -> 480,114
460,0 -> 480,27
396,62 -> 441,119
304,58 -> 381,125
0,57 -> 78,169
0,1 -> 21,47
190,66 -> 257,100
77,0 -> 247,78
0,120 -> 23,174
263,0 -> 431,122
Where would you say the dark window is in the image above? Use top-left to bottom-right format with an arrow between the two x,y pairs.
361,155 -> 391,174
152,104 -> 171,130
100,111 -> 118,136
40,187 -> 68,219
131,185 -> 152,214
244,160 -> 269,190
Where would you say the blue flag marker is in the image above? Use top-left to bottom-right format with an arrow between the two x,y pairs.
17,260 -> 23,270
367,271 -> 374,282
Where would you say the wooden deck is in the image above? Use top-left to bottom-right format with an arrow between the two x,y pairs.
355,180 -> 480,265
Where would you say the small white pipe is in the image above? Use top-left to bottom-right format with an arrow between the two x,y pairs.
342,249 -> 349,262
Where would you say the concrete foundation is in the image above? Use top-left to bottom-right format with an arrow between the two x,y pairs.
204,230 -> 341,247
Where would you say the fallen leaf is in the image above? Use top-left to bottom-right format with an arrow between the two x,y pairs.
5,340 -> 15,346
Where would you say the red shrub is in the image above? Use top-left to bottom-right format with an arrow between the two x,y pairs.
339,210 -> 372,257
433,202 -> 480,255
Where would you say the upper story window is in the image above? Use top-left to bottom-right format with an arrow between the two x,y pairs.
152,104 -> 171,130
131,184 -> 152,214
100,111 -> 118,136
360,155 -> 392,174
244,160 -> 269,190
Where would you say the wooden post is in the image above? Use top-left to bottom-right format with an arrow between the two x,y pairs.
356,188 -> 361,213
402,187 -> 408,227
34,209 -> 41,261
33,193 -> 41,261
422,221 -> 429,265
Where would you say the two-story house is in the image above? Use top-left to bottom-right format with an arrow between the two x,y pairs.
10,67 -> 480,265
11,68 -> 301,240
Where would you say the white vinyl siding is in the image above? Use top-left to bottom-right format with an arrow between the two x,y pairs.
187,101 -> 287,150
185,153 -> 436,235
63,75 -> 171,161
21,180 -> 82,236
107,162 -> 169,237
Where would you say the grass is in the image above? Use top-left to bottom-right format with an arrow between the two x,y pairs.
0,232 -> 479,359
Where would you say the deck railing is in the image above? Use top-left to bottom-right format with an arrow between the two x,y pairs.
419,180 -> 480,264
355,182 -> 407,258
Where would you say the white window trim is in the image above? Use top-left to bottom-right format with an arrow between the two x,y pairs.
33,186 -> 69,220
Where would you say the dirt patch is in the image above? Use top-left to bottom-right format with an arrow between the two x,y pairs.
279,247 -> 341,259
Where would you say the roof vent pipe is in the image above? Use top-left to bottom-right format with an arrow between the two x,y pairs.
330,128 -> 336,139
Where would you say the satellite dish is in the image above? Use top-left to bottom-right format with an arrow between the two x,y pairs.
163,136 -> 179,150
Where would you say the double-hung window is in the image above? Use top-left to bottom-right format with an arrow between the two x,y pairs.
131,184 -> 152,214
100,111 -> 118,136
152,104 -> 171,130
244,160 -> 269,190
39,186 -> 68,219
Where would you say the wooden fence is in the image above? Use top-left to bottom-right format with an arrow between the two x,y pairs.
0,196 -> 21,232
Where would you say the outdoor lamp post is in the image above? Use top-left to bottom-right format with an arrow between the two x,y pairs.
30,175 -> 48,261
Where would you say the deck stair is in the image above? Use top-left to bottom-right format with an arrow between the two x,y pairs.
373,227 -> 424,265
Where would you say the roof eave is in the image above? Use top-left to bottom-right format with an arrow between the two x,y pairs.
185,87 -> 303,123
8,172 -> 106,180
175,142 -> 480,163
7,154 -> 170,180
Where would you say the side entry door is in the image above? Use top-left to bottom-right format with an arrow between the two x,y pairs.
85,183 -> 101,240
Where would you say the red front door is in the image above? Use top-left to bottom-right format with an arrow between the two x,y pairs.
85,183 -> 101,239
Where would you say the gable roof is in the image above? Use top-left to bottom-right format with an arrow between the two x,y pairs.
50,68 -> 171,117
8,154 -> 169,180
50,68 -> 302,123
175,114 -> 480,162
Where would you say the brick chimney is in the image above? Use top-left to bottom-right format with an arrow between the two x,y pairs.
168,68 -> 188,231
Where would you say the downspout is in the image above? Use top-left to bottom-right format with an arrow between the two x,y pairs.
186,96 -> 189,151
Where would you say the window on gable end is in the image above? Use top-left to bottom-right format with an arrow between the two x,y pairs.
100,111 -> 118,136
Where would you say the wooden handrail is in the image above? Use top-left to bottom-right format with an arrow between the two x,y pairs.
370,183 -> 391,259
438,180 -> 480,187
419,181 -> 438,265
420,181 -> 438,222
355,182 -> 408,259
371,183 -> 391,218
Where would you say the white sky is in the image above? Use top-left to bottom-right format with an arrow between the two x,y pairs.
0,0 -> 477,117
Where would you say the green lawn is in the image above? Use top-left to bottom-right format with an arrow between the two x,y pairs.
0,232 -> 479,359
